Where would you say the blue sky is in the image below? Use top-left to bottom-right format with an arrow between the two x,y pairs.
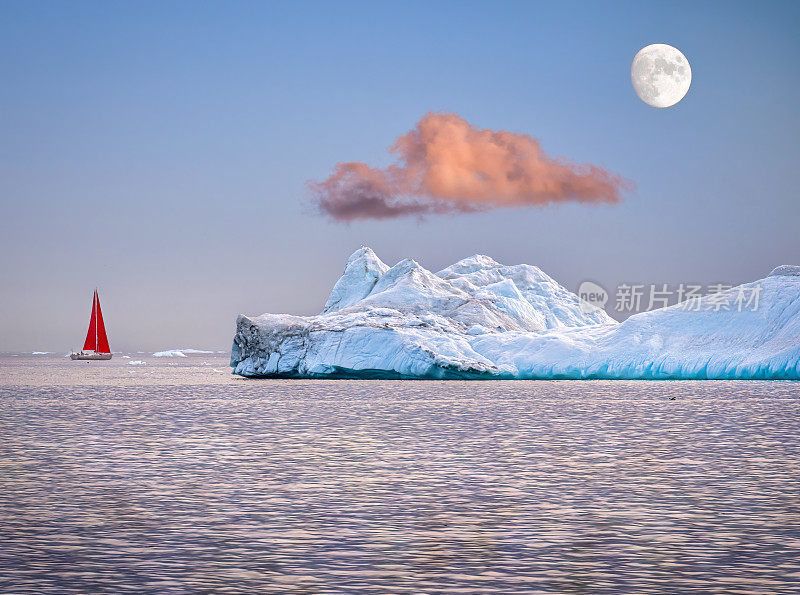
1,1 -> 798,351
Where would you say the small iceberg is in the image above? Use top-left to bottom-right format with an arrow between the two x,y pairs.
128,360 -> 146,366
152,350 -> 188,358
152,348 -> 215,357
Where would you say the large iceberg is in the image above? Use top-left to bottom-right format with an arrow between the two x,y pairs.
231,248 -> 800,380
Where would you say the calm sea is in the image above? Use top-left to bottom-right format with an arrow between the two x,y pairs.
1,353 -> 799,593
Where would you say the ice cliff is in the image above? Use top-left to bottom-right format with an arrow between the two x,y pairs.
231,247 -> 800,380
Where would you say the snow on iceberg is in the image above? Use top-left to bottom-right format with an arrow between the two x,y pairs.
230,248 -> 800,380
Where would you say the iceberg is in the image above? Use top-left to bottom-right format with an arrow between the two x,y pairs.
152,348 -> 215,357
153,350 -> 188,358
231,248 -> 800,380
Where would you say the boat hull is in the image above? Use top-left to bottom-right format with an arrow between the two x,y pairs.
70,352 -> 112,361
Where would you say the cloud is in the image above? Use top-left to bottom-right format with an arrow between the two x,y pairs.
310,112 -> 633,221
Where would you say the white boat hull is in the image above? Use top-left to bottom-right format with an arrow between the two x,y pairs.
70,351 -> 112,361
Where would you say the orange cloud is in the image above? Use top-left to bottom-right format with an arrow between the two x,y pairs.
311,112 -> 633,221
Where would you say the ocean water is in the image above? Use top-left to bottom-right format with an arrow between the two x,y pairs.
1,353 -> 799,593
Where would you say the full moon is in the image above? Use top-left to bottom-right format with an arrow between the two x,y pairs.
631,44 -> 691,108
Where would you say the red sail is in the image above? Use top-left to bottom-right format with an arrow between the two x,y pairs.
81,290 -> 111,353
82,291 -> 98,351
95,291 -> 111,354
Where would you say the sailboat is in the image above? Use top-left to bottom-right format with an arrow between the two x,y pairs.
71,289 -> 112,360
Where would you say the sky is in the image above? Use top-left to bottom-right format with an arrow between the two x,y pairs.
1,0 -> 798,352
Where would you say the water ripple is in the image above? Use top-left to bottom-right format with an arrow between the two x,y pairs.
1,357 -> 799,592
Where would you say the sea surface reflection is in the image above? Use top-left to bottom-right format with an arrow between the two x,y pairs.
1,354 -> 799,593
